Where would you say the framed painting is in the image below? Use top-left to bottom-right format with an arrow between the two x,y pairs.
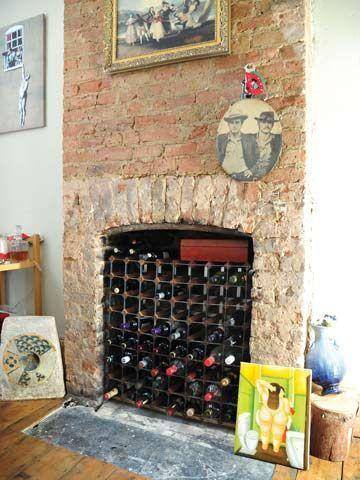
0,14 -> 45,134
235,362 -> 312,470
104,0 -> 230,73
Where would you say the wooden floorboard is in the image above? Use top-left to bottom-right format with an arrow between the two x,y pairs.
1,399 -> 358,480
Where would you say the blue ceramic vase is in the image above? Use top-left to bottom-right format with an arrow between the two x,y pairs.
305,325 -> 346,395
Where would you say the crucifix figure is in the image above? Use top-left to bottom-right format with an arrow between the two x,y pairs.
19,64 -> 30,128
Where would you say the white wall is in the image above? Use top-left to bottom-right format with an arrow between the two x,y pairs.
0,1 -> 64,335
310,0 -> 360,387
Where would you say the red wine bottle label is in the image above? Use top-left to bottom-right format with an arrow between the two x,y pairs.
204,355 -> 216,367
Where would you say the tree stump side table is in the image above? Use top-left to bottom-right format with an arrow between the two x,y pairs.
310,391 -> 359,462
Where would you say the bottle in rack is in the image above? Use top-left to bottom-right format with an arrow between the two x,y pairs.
223,405 -> 236,423
120,335 -> 138,349
228,268 -> 246,286
209,267 -> 226,285
104,246 -> 124,260
168,378 -> 185,394
207,327 -> 224,343
134,375 -> 153,390
121,352 -> 136,365
138,356 -> 153,370
170,325 -> 187,340
186,365 -> 203,382
166,359 -> 186,377
187,381 -> 203,397
204,384 -> 221,402
185,400 -> 203,418
203,402 -> 221,419
151,322 -> 172,336
169,344 -> 187,358
150,360 -> 168,377
138,338 -> 153,352
136,389 -> 152,408
155,283 -> 172,300
187,344 -> 205,361
173,285 -> 188,300
103,387 -> 119,401
224,334 -> 242,346
152,375 -> 168,390
120,319 -> 138,331
111,278 -> 124,294
220,371 -> 238,387
167,396 -> 185,416
153,340 -> 170,354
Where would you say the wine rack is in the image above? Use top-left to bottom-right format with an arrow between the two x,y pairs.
103,253 -> 252,429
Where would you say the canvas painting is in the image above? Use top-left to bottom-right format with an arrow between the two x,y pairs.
104,0 -> 230,73
0,14 -> 45,134
235,362 -> 311,470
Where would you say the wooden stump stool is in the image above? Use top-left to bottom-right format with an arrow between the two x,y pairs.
310,391 -> 359,461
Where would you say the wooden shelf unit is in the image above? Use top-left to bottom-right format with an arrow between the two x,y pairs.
0,234 -> 42,315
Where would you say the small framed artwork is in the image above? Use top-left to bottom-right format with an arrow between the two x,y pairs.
104,0 -> 230,73
235,362 -> 311,470
0,14 -> 45,134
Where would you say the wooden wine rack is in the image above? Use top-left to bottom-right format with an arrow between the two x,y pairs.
103,256 -> 252,428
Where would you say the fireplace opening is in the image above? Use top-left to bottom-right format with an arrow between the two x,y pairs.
102,225 -> 253,428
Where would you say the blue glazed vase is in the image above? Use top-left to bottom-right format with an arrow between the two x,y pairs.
305,325 -> 346,395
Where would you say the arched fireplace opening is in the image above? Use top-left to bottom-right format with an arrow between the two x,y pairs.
102,224 -> 254,428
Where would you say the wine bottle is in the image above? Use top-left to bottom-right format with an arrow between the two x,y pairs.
204,384 -> 221,401
111,278 -> 124,294
187,345 -> 205,361
187,381 -> 203,397
126,280 -> 140,296
155,284 -> 172,300
120,319 -> 138,331
138,338 -> 153,352
153,341 -> 170,354
166,359 -> 186,377
203,402 -> 221,419
167,396 -> 185,416
151,322 -> 172,336
223,405 -> 236,423
120,336 -> 138,349
121,351 -> 135,365
152,375 -> 168,390
220,371 -> 238,388
203,347 -> 223,367
207,327 -> 224,343
224,334 -> 242,347
170,325 -> 187,340
138,356 -> 153,369
209,267 -> 226,285
223,350 -> 240,366
228,268 -> 245,286
106,355 -> 120,364
169,344 -> 187,358
104,246 -> 124,260
103,388 -> 119,401
107,332 -> 123,346
150,361 -> 168,378
136,389 -> 152,408
185,400 -> 202,417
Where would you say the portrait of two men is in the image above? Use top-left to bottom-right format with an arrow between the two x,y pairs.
217,100 -> 282,181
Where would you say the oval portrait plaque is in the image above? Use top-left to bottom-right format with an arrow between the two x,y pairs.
216,98 -> 282,181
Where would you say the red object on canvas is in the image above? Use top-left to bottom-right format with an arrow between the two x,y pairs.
0,312 -> 9,334
180,239 -> 249,263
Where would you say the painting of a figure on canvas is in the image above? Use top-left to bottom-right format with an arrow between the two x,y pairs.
235,363 -> 311,470
0,14 -> 45,134
104,0 -> 230,73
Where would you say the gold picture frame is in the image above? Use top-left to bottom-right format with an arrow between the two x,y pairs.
104,0 -> 230,74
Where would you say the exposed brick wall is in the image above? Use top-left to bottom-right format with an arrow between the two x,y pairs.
63,0 -> 308,401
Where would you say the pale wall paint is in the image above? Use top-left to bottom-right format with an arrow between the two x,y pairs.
310,0 -> 360,387
0,1 -> 64,335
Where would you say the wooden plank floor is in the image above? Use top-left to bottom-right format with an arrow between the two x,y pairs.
0,400 -> 358,480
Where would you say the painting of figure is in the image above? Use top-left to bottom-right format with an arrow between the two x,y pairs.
217,98 -> 282,182
0,15 -> 45,134
104,0 -> 230,73
235,362 -> 311,470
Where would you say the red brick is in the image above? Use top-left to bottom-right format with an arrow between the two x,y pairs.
176,155 -> 203,174
133,144 -> 164,159
100,146 -> 133,162
253,30 -> 284,48
135,113 -> 177,128
189,125 -> 208,140
78,80 -> 102,94
139,125 -> 182,144
165,143 -> 197,157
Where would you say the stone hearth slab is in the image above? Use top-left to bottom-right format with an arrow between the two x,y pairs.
25,402 -> 275,480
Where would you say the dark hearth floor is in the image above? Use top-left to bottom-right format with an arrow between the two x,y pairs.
24,402 -> 275,480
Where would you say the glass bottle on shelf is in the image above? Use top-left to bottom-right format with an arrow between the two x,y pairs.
8,225 -> 29,262
187,381 -> 203,397
138,356 -> 153,370
187,344 -> 205,361
203,402 -> 221,419
207,327 -> 224,343
166,359 -> 186,377
209,267 -> 226,285
228,268 -> 246,286
136,389 -> 152,408
204,384 -> 221,401
155,283 -> 172,300
186,400 -> 202,418
169,344 -> 187,358
167,396 -> 185,416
